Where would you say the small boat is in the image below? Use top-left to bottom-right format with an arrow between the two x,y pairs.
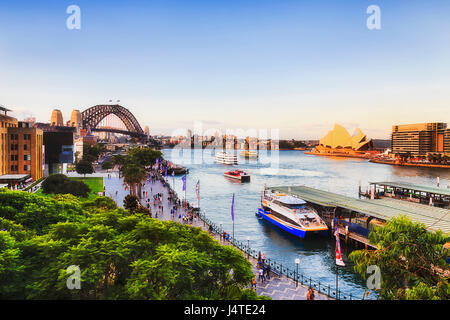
224,169 -> 250,182
215,151 -> 238,165
257,188 -> 328,238
240,150 -> 258,158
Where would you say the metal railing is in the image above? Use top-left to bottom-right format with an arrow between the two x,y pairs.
196,209 -> 358,300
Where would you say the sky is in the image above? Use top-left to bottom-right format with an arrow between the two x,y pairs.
0,0 -> 449,139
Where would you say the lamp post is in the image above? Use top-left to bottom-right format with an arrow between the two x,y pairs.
295,258 -> 300,288
247,236 -> 250,258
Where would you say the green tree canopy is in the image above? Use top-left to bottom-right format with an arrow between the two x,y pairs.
127,147 -> 162,167
349,216 -> 449,300
76,160 -> 94,177
101,160 -> 114,172
0,190 -> 265,300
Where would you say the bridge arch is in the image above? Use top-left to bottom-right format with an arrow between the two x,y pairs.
81,104 -> 145,137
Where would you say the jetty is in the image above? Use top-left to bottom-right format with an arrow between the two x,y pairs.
269,185 -> 450,248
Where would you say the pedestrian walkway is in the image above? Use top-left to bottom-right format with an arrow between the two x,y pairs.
106,168 -> 331,300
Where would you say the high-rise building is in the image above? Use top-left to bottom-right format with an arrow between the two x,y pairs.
391,122 -> 450,156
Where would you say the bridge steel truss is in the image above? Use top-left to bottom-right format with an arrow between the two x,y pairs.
81,104 -> 146,138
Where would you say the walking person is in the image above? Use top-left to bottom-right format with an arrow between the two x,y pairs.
258,268 -> 265,283
307,287 -> 315,300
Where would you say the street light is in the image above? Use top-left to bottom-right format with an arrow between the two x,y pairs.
295,258 -> 300,288
247,236 -> 250,258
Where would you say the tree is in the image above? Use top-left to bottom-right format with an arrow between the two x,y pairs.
121,163 -> 146,198
127,147 -> 162,167
111,154 -> 126,177
0,190 -> 266,300
123,194 -> 139,213
101,160 -> 114,172
83,143 -> 106,162
76,159 -> 94,177
349,216 -> 449,300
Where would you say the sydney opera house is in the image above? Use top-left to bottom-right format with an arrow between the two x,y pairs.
308,124 -> 374,158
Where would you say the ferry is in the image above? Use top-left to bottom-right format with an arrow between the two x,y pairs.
257,189 -> 328,238
240,150 -> 258,158
215,151 -> 238,165
224,169 -> 250,182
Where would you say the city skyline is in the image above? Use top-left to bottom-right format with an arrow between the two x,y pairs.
1,0 -> 450,139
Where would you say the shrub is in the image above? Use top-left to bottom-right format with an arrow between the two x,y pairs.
41,174 -> 91,198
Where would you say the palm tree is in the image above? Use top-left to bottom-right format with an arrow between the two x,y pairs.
112,154 -> 126,177
121,163 -> 146,198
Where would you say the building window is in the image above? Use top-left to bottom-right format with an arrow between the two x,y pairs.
24,165 -> 27,171
24,144 -> 27,150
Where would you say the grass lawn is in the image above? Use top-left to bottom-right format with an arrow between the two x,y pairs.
36,176 -> 104,201
69,177 -> 104,200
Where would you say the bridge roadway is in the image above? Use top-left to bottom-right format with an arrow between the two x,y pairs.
102,168 -> 331,300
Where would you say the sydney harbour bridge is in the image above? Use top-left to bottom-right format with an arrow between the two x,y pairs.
81,104 -> 146,138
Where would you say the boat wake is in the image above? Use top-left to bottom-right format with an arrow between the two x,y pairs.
255,168 -> 325,177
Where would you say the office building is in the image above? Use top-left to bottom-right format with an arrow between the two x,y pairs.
391,123 -> 450,156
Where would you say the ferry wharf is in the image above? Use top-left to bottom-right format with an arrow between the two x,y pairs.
269,185 -> 450,249
105,171 -> 349,300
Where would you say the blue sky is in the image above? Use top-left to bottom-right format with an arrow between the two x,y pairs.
0,0 -> 449,139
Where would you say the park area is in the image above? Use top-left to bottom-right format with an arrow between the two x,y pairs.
36,176 -> 104,200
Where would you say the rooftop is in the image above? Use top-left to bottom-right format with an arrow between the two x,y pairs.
370,181 -> 450,197
269,185 -> 450,234
0,174 -> 31,181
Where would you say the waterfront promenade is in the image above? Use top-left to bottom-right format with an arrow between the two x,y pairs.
103,169 -> 331,300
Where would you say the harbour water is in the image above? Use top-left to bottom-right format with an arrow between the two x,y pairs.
163,148 -> 450,298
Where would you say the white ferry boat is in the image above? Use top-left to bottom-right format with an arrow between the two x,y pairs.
257,189 -> 328,238
215,151 -> 238,165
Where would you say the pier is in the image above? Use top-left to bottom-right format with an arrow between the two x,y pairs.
362,181 -> 450,208
269,185 -> 450,248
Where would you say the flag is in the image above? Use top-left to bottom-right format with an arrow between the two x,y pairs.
335,221 -> 345,266
164,166 -> 167,178
231,193 -> 235,223
195,180 -> 200,203
182,174 -> 186,191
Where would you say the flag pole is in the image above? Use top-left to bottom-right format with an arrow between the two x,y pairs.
232,193 -> 235,239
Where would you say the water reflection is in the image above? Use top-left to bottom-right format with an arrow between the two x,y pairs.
163,149 -> 449,299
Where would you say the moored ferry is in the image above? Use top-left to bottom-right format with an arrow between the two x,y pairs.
215,151 -> 238,165
257,188 -> 328,238
224,169 -> 250,182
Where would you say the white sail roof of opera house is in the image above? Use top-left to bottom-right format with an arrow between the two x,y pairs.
319,124 -> 372,150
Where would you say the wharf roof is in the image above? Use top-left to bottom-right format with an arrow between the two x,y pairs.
369,181 -> 450,197
269,185 -> 450,234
